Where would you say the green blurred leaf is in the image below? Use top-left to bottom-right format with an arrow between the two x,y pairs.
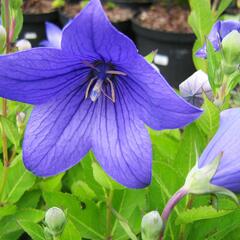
196,96 -> 220,139
71,180 -> 96,201
17,220 -> 45,240
206,39 -> 222,91
144,50 -> 157,63
0,208 -> 44,239
17,190 -> 41,209
2,154 -> 36,203
112,209 -> 138,240
39,173 -> 65,192
188,0 -> 213,43
214,0 -> 233,20
92,162 -> 124,190
188,0 -> 214,71
0,205 -> 16,219
0,116 -> 20,147
176,206 -> 233,225
61,219 -> 82,240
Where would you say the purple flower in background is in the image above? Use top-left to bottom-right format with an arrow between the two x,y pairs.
196,20 -> 240,58
40,22 -> 62,48
199,108 -> 240,192
0,0 -> 202,188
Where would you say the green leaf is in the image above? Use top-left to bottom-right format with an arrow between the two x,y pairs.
17,220 -> 45,240
0,208 -> 44,240
214,0 -> 233,20
39,173 -> 65,192
144,50 -> 157,63
111,189 -> 146,239
175,206 -> 233,225
206,39 -> 222,91
196,95 -> 220,139
0,116 -> 20,147
2,154 -> 36,203
17,190 -> 41,209
92,162 -> 124,190
188,0 -> 213,43
71,180 -> 96,201
112,209 -> 138,240
61,219 -> 82,240
0,204 -> 16,219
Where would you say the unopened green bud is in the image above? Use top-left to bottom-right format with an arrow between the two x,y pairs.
0,25 -> 6,51
141,211 -> 163,240
222,30 -> 240,68
16,39 -> 32,51
45,207 -> 66,237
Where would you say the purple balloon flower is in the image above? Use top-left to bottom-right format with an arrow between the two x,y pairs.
40,22 -> 62,48
0,0 -> 202,188
199,108 -> 240,192
196,20 -> 240,58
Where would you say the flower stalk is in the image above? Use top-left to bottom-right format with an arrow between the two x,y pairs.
106,190 -> 114,240
0,0 -> 14,200
160,187 -> 188,240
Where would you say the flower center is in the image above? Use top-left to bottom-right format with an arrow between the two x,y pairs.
83,61 -> 126,103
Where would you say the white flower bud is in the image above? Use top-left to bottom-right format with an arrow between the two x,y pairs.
0,25 -> 6,52
183,153 -> 238,204
16,112 -> 26,128
179,70 -> 213,107
141,211 -> 163,240
45,207 -> 66,237
16,39 -> 32,51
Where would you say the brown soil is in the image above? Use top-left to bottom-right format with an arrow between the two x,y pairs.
104,5 -> 135,23
62,3 -> 134,23
23,0 -> 55,14
136,3 -> 192,33
62,3 -> 82,18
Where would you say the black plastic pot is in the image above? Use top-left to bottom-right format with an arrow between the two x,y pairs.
132,20 -> 196,88
65,0 -> 81,3
59,9 -> 135,40
20,11 -> 59,47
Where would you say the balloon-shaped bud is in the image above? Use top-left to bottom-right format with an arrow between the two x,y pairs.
45,207 -> 66,237
16,39 -> 32,51
222,30 -> 240,74
16,112 -> 26,128
141,211 -> 163,240
179,70 -> 213,107
0,25 -> 6,52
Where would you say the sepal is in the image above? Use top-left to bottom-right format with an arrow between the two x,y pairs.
183,153 -> 239,204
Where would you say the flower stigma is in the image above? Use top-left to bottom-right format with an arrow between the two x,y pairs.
83,61 -> 127,103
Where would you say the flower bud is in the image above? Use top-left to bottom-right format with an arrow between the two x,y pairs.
0,25 -> 6,51
179,70 -> 213,107
141,211 -> 163,240
222,30 -> 240,67
45,207 -> 66,237
16,39 -> 32,51
183,152 -> 238,204
16,112 -> 26,128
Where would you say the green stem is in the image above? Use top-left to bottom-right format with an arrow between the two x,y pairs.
0,0 -> 11,201
106,190 -> 114,240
